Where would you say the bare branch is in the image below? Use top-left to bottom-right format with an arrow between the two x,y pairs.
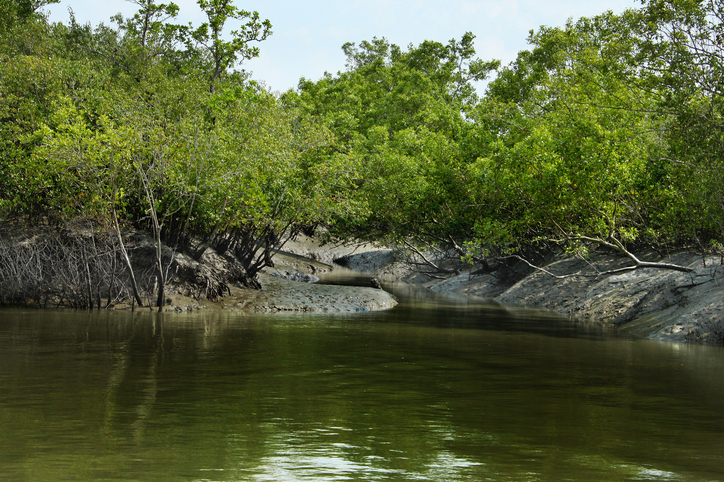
501,255 -> 583,279
402,240 -> 456,274
547,232 -> 696,275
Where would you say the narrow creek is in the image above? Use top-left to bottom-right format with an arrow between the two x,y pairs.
1,270 -> 723,481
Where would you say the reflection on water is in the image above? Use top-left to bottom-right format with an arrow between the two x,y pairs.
1,277 -> 724,481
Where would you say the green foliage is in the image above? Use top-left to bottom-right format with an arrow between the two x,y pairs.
471,14 -> 661,242
295,2 -> 724,258
459,6 -> 722,257
294,34 -> 498,244
0,0 -> 58,35
179,0 -> 272,90
0,0 -> 319,284
634,0 -> 724,241
3,0 -> 724,285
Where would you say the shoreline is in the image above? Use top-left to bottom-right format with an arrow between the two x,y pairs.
327,241 -> 724,345
2,226 -> 722,345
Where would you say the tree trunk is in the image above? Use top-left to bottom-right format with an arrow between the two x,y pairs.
156,271 -> 166,311
112,209 -> 144,307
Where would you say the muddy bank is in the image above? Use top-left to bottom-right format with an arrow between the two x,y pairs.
0,226 -> 397,314
111,233 -> 724,342
149,236 -> 396,314
4,224 -> 720,342
129,267 -> 397,315
333,245 -> 724,345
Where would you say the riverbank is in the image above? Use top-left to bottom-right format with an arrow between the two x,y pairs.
0,224 -> 398,314
209,236 -> 724,345
326,240 -> 724,345
2,224 -> 721,344
149,236 -> 397,314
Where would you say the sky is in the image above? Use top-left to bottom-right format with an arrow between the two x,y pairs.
45,0 -> 641,94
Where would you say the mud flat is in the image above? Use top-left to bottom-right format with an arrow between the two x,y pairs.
332,243 -> 724,345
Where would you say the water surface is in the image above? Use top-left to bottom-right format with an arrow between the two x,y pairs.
1,280 -> 723,481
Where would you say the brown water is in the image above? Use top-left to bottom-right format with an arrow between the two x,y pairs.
1,280 -> 724,481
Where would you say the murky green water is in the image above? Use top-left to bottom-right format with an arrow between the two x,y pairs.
1,279 -> 724,481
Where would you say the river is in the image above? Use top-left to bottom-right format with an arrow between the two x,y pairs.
1,273 -> 723,481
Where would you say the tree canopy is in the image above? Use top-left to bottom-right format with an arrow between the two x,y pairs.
2,0 -> 723,298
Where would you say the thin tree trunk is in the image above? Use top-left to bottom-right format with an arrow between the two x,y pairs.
156,270 -> 165,311
85,259 -> 93,310
112,208 -> 144,307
